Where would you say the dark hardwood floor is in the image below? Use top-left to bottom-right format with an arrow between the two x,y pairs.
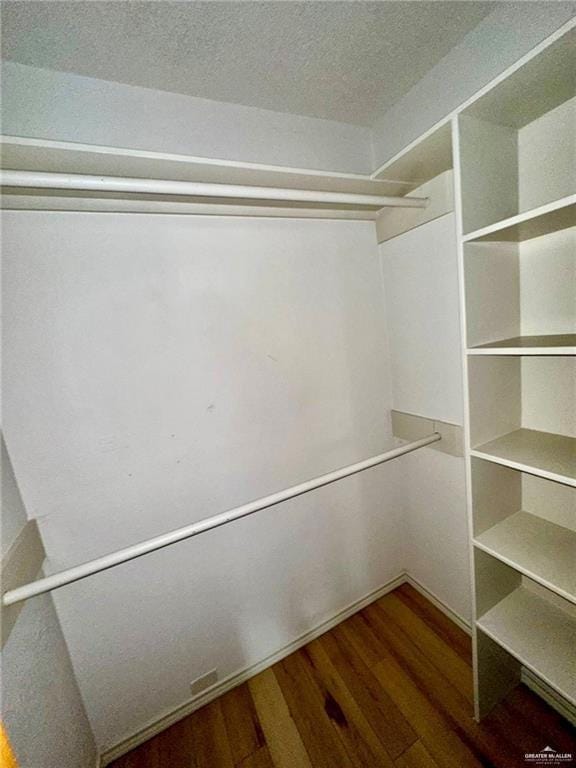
110,583 -> 576,767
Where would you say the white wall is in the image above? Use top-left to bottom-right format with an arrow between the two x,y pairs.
379,214 -> 471,622
1,438 -> 27,558
400,449 -> 470,622
1,437 -> 97,768
2,212 -> 403,750
0,61 -> 372,174
378,213 -> 463,426
371,3 -> 575,169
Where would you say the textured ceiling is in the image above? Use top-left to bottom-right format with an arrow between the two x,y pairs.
1,1 -> 495,126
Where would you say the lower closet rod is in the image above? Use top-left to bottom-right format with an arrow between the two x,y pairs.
2,432 -> 440,607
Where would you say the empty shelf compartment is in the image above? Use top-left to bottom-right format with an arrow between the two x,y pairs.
472,429 -> 576,487
477,586 -> 576,706
474,511 -> 576,603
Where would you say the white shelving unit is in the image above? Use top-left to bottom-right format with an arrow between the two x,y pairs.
463,208 -> 575,353
372,122 -> 454,243
368,19 -> 576,722
458,28 -> 575,236
471,429 -> 576,487
477,585 -> 576,706
474,511 -> 576,604
455,20 -> 576,722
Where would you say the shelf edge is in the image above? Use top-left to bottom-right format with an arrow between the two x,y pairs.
462,194 -> 576,242
472,538 -> 576,606
467,347 -> 576,356
476,617 -> 576,708
469,449 -> 576,488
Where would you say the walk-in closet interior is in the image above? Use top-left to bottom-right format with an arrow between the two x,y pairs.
1,3 -> 575,767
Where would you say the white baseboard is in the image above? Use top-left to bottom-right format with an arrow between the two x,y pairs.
100,571 -> 407,766
98,573 -> 575,766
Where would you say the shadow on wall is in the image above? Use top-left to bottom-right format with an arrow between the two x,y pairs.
1,435 -> 97,768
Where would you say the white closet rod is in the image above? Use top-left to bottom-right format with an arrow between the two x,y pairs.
2,433 -> 440,607
1,170 -> 428,209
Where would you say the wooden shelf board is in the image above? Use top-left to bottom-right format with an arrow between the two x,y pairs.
477,586 -> 576,706
474,511 -> 576,604
471,429 -> 576,487
463,196 -> 576,243
468,335 -> 576,356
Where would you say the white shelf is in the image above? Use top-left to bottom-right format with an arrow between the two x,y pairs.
468,335 -> 576,356
464,26 -> 576,129
0,135 -> 413,195
471,429 -> 576,487
372,122 -> 452,187
474,511 -> 576,604
477,586 -> 576,706
0,135 -> 425,220
465,28 -> 576,128
463,196 -> 576,243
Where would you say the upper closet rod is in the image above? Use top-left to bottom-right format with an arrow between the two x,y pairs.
0,170 -> 428,209
2,432 -> 440,607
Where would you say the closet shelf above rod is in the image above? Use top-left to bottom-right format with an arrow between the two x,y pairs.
0,170 -> 428,210
2,432 -> 440,608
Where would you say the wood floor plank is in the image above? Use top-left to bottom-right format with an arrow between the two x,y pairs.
274,651 -> 357,768
188,700 -> 235,768
485,685 -> 576,759
109,586 -> 576,768
375,592 -> 474,703
155,717 -> 194,768
505,686 -> 576,754
371,657 -> 484,768
394,584 -> 472,664
481,696 -> 559,760
248,668 -> 312,768
340,611 -> 480,768
338,611 -> 389,668
114,739 -> 161,768
237,746 -> 275,768
352,609 -> 489,768
365,602 -> 526,767
301,639 -> 396,766
394,741 -> 440,768
219,683 -> 265,765
320,623 -> 418,759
